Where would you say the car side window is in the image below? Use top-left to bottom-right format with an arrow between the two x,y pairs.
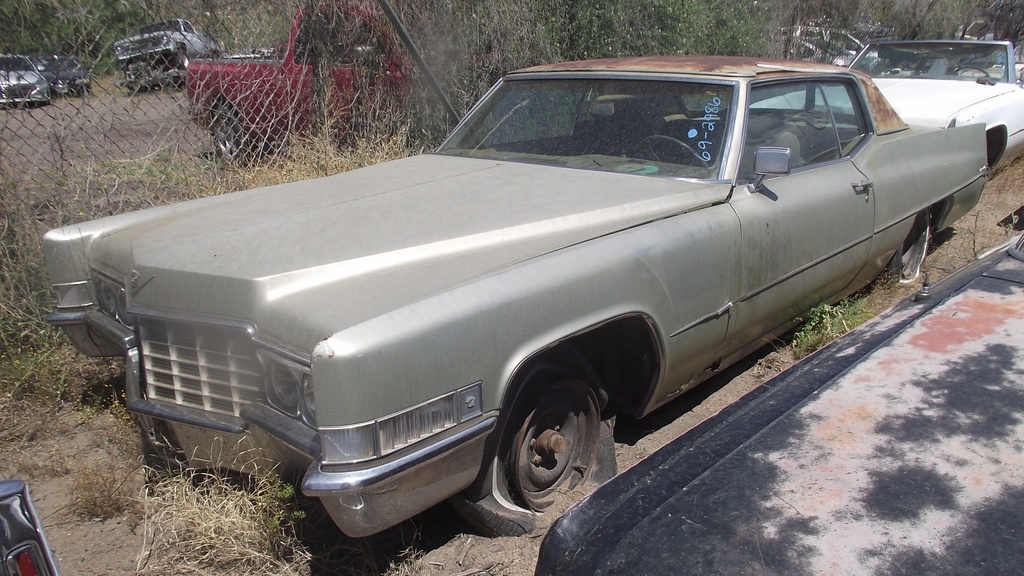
820,82 -> 869,155
741,79 -> 864,179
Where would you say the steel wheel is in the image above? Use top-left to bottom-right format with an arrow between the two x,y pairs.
510,379 -> 600,511
892,211 -> 931,283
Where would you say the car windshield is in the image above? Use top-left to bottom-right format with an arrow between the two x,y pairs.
437,77 -> 734,179
139,21 -> 183,35
851,42 -> 1010,83
0,56 -> 36,72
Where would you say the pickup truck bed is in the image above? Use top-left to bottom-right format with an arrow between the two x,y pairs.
536,234 -> 1024,575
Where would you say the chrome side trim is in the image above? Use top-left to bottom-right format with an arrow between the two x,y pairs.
670,302 -> 733,338
735,233 -> 873,305
303,415 -> 496,537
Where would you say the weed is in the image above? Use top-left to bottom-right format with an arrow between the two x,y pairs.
139,468 -> 312,574
791,297 -> 874,359
72,459 -> 142,520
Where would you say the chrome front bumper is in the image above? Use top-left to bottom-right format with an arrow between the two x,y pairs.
303,416 -> 495,537
49,308 -> 497,537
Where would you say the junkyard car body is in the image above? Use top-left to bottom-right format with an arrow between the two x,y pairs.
535,233 -> 1024,576
0,55 -> 50,106
851,40 -> 1024,167
112,19 -> 221,89
31,55 -> 90,97
1,480 -> 61,576
43,56 -> 987,537
186,3 -> 407,161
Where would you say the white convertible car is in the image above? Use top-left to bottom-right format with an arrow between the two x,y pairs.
851,40 -> 1024,168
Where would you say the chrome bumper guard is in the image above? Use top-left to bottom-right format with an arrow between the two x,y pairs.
47,309 -> 135,356
303,415 -> 496,537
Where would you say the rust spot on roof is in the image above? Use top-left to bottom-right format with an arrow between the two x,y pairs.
857,75 -> 907,134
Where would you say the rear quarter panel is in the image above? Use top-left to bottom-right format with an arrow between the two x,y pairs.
853,123 -> 986,265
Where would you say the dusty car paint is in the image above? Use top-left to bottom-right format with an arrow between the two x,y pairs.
43,56 -> 988,537
536,235 -> 1024,575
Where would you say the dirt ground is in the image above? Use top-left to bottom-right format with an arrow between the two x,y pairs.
4,125 -> 1024,575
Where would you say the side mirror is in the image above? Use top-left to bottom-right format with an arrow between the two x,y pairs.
749,146 -> 791,193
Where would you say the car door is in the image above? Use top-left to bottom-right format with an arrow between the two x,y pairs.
726,78 -> 875,351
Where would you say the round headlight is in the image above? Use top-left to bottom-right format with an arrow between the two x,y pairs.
96,281 -> 120,317
267,361 -> 301,415
301,374 -> 316,426
95,278 -> 135,328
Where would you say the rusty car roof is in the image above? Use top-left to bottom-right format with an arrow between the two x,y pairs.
513,55 -> 908,135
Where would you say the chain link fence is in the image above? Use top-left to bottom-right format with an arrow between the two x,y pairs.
2,0 -> 1008,210
2,0 -> 807,206
1,1 -> 427,208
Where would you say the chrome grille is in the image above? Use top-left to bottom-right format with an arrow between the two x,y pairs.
139,318 -> 264,417
6,85 -> 34,99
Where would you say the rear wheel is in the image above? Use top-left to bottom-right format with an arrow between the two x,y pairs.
210,103 -> 247,162
887,211 -> 931,283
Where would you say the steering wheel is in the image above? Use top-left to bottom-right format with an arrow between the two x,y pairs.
634,134 -> 711,168
954,66 -> 992,80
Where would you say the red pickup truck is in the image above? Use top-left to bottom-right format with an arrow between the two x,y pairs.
186,2 -> 408,161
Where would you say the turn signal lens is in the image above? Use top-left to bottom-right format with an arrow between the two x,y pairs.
320,382 -> 482,465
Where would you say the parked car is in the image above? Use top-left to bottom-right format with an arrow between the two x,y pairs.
186,2 -> 408,161
43,55 -> 987,539
850,39 -> 1024,167
0,54 -> 50,107
112,18 -> 221,90
1,479 -> 61,576
535,233 -> 1024,576
31,54 -> 90,97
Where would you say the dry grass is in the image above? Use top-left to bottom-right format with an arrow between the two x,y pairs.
138,468 -> 311,576
72,459 -> 143,519
1,124 -> 419,575
236,128 -> 413,190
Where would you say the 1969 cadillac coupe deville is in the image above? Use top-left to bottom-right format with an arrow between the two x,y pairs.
43,56 -> 987,537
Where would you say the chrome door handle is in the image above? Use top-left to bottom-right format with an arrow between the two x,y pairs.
852,181 -> 873,199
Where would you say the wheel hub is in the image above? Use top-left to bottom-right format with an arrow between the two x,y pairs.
510,379 -> 599,511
